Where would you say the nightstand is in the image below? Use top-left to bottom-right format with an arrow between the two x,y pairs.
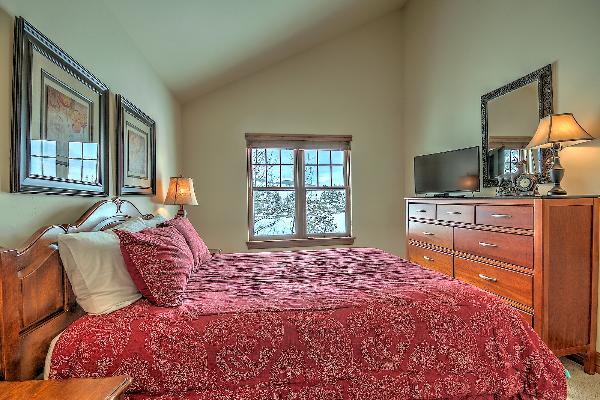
0,375 -> 131,400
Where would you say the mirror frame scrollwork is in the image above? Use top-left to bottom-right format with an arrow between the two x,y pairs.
481,64 -> 553,187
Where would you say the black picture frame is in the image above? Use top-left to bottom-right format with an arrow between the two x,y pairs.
116,95 -> 156,196
481,64 -> 553,188
11,17 -> 110,196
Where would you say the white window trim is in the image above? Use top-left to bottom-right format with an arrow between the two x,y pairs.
246,134 -> 354,249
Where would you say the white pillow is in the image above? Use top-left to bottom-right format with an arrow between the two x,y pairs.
58,231 -> 142,314
109,215 -> 166,232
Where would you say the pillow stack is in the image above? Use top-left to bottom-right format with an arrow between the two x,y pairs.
115,226 -> 194,307
159,217 -> 211,272
57,231 -> 142,314
58,216 -> 211,313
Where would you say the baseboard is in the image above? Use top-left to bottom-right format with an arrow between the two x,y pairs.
567,352 -> 600,374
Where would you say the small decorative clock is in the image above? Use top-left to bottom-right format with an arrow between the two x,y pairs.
496,161 -> 539,197
514,172 -> 539,196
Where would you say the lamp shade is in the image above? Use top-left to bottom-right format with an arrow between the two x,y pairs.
526,113 -> 593,149
164,177 -> 198,206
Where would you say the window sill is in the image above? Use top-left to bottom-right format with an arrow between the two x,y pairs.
246,237 -> 355,250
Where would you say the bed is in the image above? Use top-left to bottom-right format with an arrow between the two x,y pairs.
0,199 -> 566,399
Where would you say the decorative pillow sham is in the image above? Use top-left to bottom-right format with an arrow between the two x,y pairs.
160,217 -> 211,270
57,231 -> 142,314
109,215 -> 166,233
115,226 -> 194,307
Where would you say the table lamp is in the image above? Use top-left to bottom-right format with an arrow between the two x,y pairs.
526,113 -> 593,196
164,176 -> 198,217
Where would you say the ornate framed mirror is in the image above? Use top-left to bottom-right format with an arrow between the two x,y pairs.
481,64 -> 553,187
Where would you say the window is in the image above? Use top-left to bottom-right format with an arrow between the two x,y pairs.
67,141 -> 99,182
30,139 -> 57,178
246,134 -> 353,249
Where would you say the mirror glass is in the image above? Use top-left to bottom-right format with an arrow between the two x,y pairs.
487,82 -> 543,177
481,64 -> 553,187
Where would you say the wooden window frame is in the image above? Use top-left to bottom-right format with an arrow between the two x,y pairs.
246,134 -> 354,249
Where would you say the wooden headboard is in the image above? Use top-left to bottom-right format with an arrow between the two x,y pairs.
0,198 -> 153,381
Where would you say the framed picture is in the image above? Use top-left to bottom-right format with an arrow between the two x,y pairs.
11,17 -> 109,196
116,95 -> 156,195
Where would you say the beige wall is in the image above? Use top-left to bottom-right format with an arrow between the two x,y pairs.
182,11 -> 404,254
402,0 -> 600,350
403,0 -> 600,197
0,0 -> 182,248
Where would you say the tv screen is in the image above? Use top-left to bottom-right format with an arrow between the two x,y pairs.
414,147 -> 480,194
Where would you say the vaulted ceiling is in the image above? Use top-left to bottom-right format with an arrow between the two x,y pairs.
0,0 -> 407,102
101,0 -> 407,102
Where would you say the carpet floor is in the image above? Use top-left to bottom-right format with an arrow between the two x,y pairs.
562,358 -> 600,399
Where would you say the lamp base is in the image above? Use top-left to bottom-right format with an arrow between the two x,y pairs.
547,184 -> 567,196
547,143 -> 567,196
176,205 -> 187,217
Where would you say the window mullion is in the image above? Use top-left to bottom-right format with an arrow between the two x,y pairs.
296,149 -> 307,239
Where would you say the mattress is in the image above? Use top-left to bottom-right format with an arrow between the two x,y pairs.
48,247 -> 566,399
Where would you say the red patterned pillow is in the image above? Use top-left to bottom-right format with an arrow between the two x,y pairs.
160,217 -> 211,271
115,226 -> 194,307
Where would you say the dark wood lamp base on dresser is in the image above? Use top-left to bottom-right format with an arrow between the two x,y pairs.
406,196 -> 599,374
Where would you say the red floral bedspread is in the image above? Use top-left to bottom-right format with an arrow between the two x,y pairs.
49,248 -> 566,399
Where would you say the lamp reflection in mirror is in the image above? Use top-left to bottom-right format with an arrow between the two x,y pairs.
164,176 -> 198,217
526,113 -> 593,195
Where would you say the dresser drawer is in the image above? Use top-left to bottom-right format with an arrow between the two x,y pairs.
408,221 -> 453,248
408,203 -> 436,220
454,228 -> 533,268
454,257 -> 533,307
436,204 -> 474,224
476,205 -> 533,230
515,308 -> 533,327
408,245 -> 453,277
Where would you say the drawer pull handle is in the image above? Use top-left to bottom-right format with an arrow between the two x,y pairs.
446,211 -> 462,215
478,274 -> 497,282
423,232 -> 435,236
423,256 -> 434,262
491,214 -> 511,218
478,241 -> 497,248
416,209 -> 427,213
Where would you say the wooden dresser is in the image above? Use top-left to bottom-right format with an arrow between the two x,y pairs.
405,196 -> 598,373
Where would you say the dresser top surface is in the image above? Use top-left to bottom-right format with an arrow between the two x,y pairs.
406,196 -> 599,207
407,195 -> 599,200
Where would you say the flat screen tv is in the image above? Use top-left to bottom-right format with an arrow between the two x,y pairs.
414,146 -> 480,195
